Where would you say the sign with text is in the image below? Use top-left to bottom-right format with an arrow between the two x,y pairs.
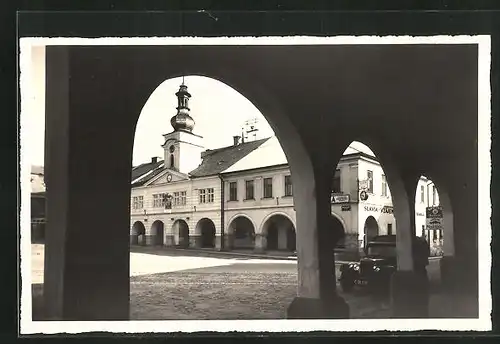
331,194 -> 350,203
363,205 -> 394,214
426,206 -> 443,231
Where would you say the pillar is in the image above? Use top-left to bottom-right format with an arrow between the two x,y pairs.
190,235 -> 202,248
254,233 -> 266,253
382,156 -> 429,318
215,235 -> 223,250
43,46 -> 131,320
164,234 -> 175,247
286,166 -> 349,319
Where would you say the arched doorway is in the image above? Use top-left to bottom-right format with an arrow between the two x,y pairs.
173,219 -> 189,248
363,216 -> 379,248
150,220 -> 165,246
261,214 -> 296,251
196,218 -> 216,248
131,221 -> 146,246
228,216 -> 255,250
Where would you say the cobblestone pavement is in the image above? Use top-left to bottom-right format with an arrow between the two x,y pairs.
129,263 -> 391,320
30,245 -> 477,320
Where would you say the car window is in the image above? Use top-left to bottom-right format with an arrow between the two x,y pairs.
366,244 -> 396,257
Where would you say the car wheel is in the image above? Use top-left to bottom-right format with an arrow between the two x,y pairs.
340,279 -> 355,293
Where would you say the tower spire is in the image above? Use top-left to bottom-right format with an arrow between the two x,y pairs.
170,82 -> 195,132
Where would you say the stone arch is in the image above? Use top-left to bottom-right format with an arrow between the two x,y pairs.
172,219 -> 189,248
363,216 -> 379,247
195,218 -> 216,249
131,221 -> 146,246
227,214 -> 256,250
150,220 -> 165,246
330,213 -> 347,249
260,212 -> 296,251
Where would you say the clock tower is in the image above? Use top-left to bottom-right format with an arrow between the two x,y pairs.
162,81 -> 204,174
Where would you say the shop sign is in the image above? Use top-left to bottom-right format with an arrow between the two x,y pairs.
363,205 -> 394,214
331,194 -> 350,203
426,206 -> 443,230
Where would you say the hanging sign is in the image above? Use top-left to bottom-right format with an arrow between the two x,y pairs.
426,206 -> 443,230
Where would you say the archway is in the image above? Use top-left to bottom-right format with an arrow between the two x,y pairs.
261,213 -> 296,251
363,216 -> 379,247
228,216 -> 256,250
150,220 -> 165,246
331,214 -> 346,248
172,219 -> 189,248
131,221 -> 146,246
196,218 -> 216,248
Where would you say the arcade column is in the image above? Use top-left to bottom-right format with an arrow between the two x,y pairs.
43,46 -> 135,320
286,167 -> 349,319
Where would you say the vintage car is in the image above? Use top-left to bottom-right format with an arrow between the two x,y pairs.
338,235 -> 429,294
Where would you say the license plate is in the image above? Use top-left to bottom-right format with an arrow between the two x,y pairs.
355,280 -> 368,286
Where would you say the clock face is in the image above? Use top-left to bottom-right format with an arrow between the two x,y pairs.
169,145 -> 175,153
166,173 -> 173,182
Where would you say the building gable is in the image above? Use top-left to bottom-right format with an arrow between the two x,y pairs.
145,169 -> 189,186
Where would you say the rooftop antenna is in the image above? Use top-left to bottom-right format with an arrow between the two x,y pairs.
244,118 -> 260,141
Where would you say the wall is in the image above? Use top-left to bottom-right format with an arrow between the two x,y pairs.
223,165 -> 296,234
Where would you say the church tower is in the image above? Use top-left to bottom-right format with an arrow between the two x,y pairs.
161,81 -> 204,174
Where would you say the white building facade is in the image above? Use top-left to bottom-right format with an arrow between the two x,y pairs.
129,84 -> 443,257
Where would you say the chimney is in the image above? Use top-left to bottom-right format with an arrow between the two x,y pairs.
151,157 -> 158,163
233,135 -> 241,146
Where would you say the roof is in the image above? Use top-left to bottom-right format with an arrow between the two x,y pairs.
189,138 -> 270,178
131,160 -> 164,186
223,136 -> 287,174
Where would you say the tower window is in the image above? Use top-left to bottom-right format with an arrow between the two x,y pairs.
170,154 -> 175,168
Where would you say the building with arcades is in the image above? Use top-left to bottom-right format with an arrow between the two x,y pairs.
128,83 -> 441,257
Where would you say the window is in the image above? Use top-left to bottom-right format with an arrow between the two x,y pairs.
263,177 -> 273,198
173,191 -> 186,206
229,182 -> 238,201
132,196 -> 144,210
207,188 -> 215,203
332,169 -> 341,194
367,170 -> 374,193
432,185 -> 437,205
153,193 -> 165,208
245,180 -> 255,200
387,223 -> 393,236
420,185 -> 425,203
170,154 -> 175,168
199,188 -> 214,204
284,175 -> 293,196
381,174 -> 388,197
199,189 -> 206,204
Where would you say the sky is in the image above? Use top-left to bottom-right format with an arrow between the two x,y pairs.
133,76 -> 275,166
